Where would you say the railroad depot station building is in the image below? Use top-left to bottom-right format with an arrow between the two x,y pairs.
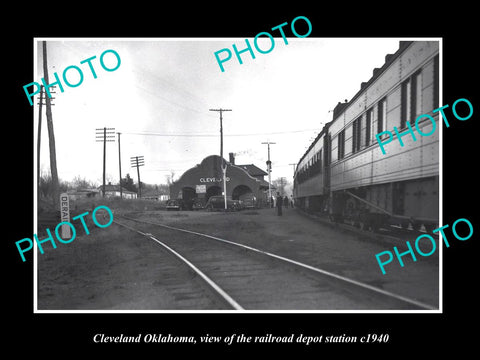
169,153 -> 272,207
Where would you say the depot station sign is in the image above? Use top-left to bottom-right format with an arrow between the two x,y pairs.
199,177 -> 231,183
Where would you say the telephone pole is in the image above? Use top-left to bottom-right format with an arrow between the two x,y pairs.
131,156 -> 145,198
95,127 -> 115,197
278,176 -> 287,195
261,141 -> 276,206
289,163 -> 297,200
37,86 -> 43,201
117,132 -> 122,199
289,163 -> 297,177
37,84 -> 56,204
209,108 -> 232,211
42,41 -> 60,208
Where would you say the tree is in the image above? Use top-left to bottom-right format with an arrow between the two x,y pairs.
71,175 -> 96,190
157,183 -> 170,194
272,177 -> 290,196
39,172 -> 52,199
39,171 -> 69,198
121,173 -> 137,192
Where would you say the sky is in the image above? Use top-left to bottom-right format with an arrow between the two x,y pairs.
33,37 -> 402,189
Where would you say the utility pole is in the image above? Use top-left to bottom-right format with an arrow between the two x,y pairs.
95,127 -> 115,197
37,85 -> 56,202
42,41 -> 60,208
37,85 -> 43,202
289,163 -> 297,177
278,176 -> 286,195
117,132 -> 122,199
261,141 -> 276,207
209,108 -> 232,211
289,163 -> 297,198
130,156 -> 145,198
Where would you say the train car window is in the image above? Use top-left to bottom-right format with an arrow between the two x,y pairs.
401,70 -> 422,128
401,78 -> 411,129
352,121 -> 357,153
433,55 -> 439,110
318,150 -> 322,172
338,130 -> 345,159
366,108 -> 372,146
378,97 -> 387,134
357,117 -> 362,150
352,117 -> 361,153
412,71 -> 422,123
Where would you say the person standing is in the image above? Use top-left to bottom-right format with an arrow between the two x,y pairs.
276,192 -> 283,216
284,195 -> 289,209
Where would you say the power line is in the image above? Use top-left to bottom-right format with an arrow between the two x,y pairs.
144,168 -> 186,172
131,68 -> 214,114
121,128 -> 319,137
128,72 -> 218,119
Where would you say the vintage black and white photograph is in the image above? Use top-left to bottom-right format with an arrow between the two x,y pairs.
32,37 -> 441,312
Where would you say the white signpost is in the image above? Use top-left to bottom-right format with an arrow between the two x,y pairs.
60,193 -> 70,238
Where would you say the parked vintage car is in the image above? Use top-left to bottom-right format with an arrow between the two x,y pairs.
166,199 -> 184,211
205,195 -> 242,211
192,198 -> 205,210
239,193 -> 257,209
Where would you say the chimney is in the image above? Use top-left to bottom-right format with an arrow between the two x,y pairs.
333,101 -> 349,119
229,152 -> 235,165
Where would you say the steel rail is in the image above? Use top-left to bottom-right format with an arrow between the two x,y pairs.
118,215 -> 437,311
113,220 -> 244,310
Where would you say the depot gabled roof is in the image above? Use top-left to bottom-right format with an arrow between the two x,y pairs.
236,164 -> 268,177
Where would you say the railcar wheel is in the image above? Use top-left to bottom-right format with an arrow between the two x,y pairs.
424,223 -> 436,234
329,214 -> 342,223
368,215 -> 385,233
370,223 -> 379,233
411,221 -> 422,231
358,221 -> 369,231
400,220 -> 409,229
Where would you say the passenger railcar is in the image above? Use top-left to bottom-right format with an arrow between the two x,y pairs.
294,41 -> 440,232
293,123 -> 330,212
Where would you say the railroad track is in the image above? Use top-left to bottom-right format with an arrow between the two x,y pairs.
113,215 -> 437,311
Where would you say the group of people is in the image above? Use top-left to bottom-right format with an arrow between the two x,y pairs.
273,193 -> 294,216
